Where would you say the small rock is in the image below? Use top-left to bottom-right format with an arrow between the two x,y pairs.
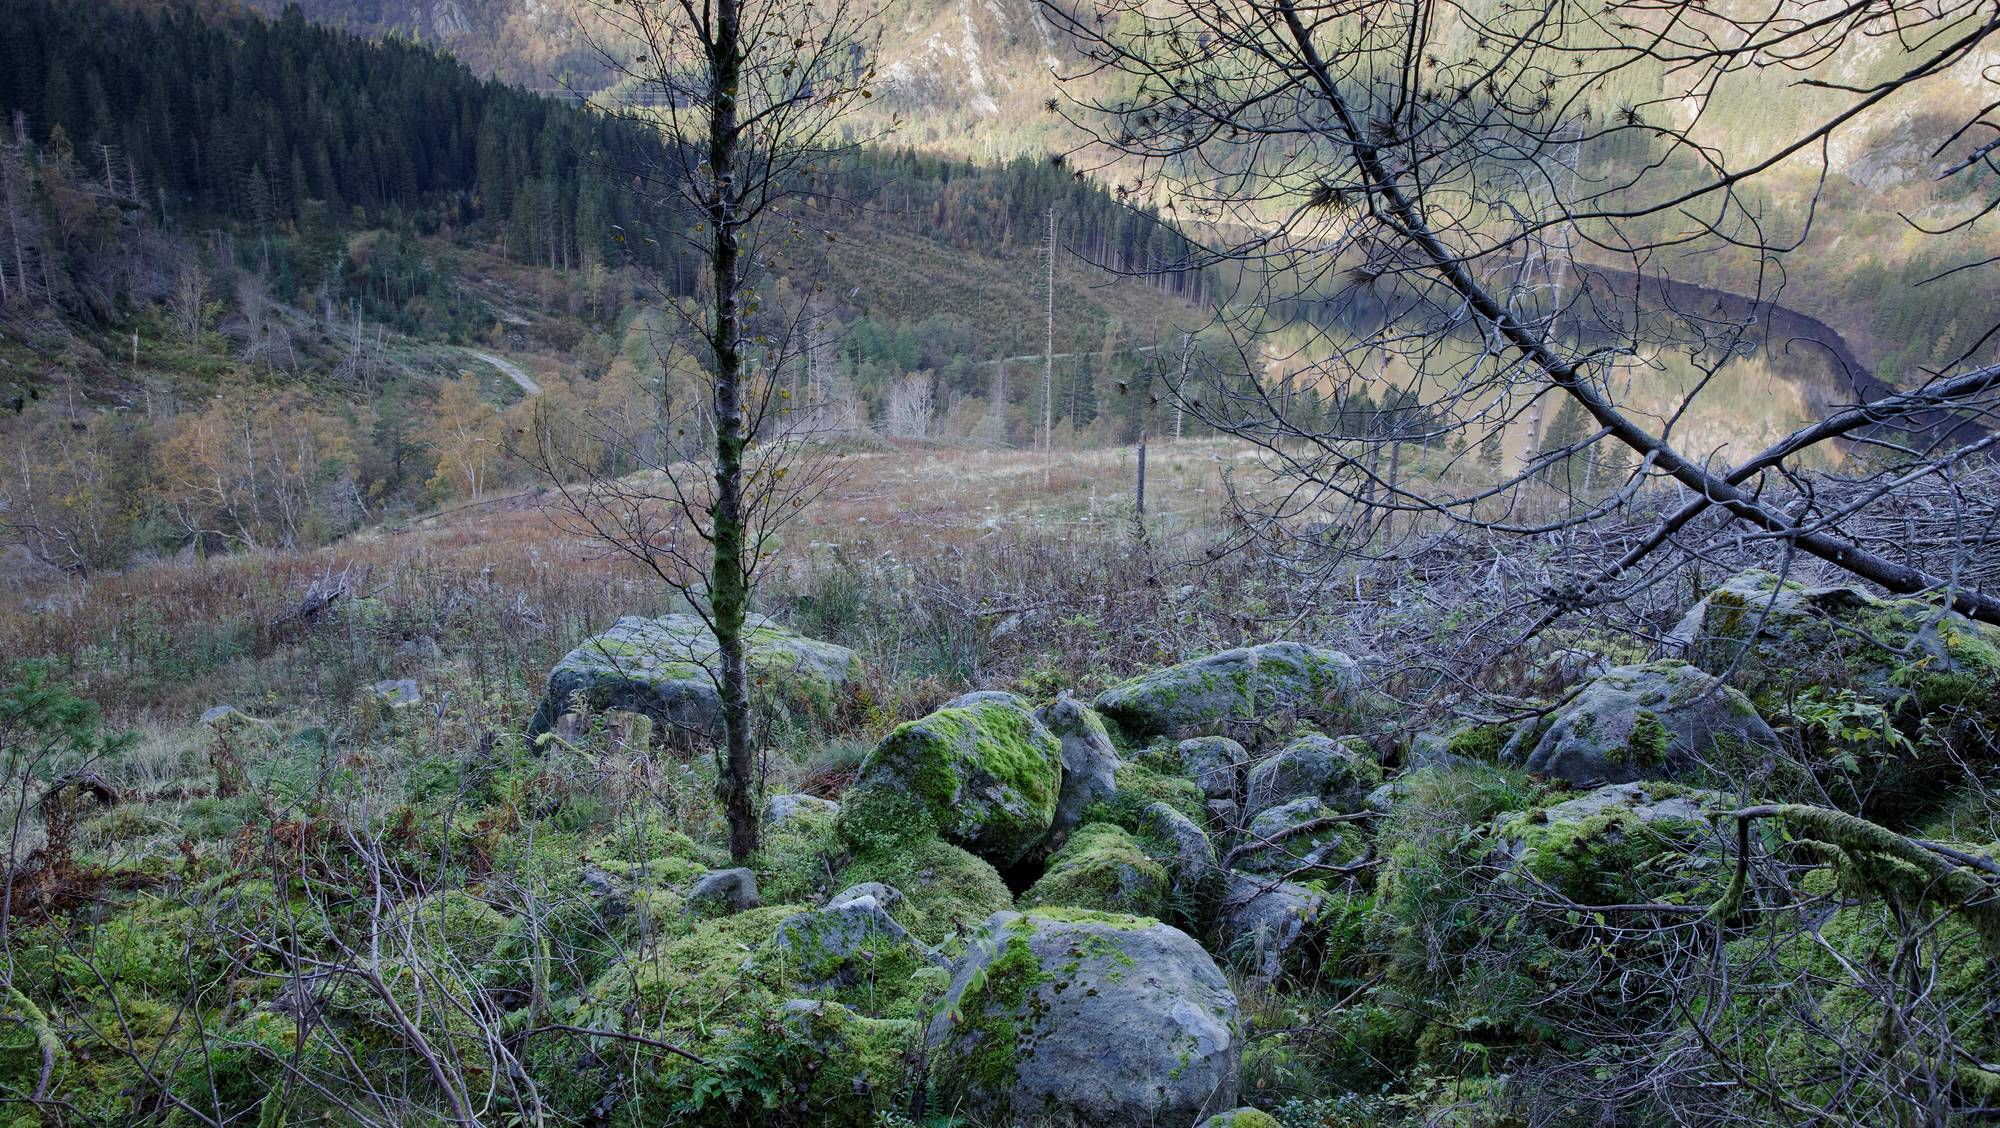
764,793 -> 839,826
1205,798 -> 1241,831
1217,870 -> 1326,981
395,634 -> 444,664
368,679 -> 422,708
1242,733 -> 1380,818
582,864 -> 632,917
687,868 -> 760,915
828,882 -> 904,911
1176,735 -> 1248,799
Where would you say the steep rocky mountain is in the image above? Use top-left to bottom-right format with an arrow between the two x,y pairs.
246,0 -> 1082,157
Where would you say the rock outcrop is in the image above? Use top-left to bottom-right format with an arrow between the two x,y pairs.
927,909 -> 1242,1126
1094,642 -> 1363,741
1519,661 -> 1778,787
526,613 -> 861,741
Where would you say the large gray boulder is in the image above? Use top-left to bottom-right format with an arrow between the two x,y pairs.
1242,733 -> 1381,818
1669,568 -> 2000,713
838,691 -> 1063,869
1217,871 -> 1326,982
1094,642 -> 1364,742
928,909 -> 1241,1126
527,613 -> 861,741
1519,661 -> 1778,787
1034,694 -> 1120,852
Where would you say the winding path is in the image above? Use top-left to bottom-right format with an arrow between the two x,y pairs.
463,349 -> 543,396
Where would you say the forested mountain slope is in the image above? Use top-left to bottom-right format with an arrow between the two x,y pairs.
0,0 -> 1209,575
251,0 -> 2000,379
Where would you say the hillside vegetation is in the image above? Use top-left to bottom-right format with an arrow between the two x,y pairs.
0,0 -> 1997,1125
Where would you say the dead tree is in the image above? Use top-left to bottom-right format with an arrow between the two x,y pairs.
1048,0 -> 2000,638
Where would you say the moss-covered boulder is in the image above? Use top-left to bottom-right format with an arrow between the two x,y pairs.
1135,800 -> 1221,906
927,908 -> 1242,1126
1094,642 -> 1364,742
1520,662 -> 1777,788
526,613 -> 862,740
833,835 -> 1014,946
1670,568 -> 2000,816
1020,823 -> 1170,917
1235,796 -> 1367,878
1490,782 -> 1730,905
1670,568 -> 2000,714
576,929 -> 919,1128
770,888 -> 939,995
1176,735 -> 1249,799
1243,733 -> 1382,817
838,691 -> 1064,869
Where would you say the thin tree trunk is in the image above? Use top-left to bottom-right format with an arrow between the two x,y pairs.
707,0 -> 758,863
1043,207 -> 1056,452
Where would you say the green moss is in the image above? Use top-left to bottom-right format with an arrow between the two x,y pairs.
1018,905 -> 1159,929
938,925 -> 1049,1105
840,701 -> 1061,862
1083,759 -> 1207,833
835,835 -> 1012,946
1445,723 -> 1514,763
752,805 -> 841,906
1205,1110 -> 1281,1128
792,1004 -> 918,1123
1713,864 -> 2000,1110
1623,709 -> 1670,767
1020,823 -> 1170,917
766,911 -> 933,1020
1495,799 -> 1715,907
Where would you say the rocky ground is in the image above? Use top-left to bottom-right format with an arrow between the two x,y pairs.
3,562 -> 1998,1126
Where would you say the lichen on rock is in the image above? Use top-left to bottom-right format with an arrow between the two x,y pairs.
926,908 -> 1242,1126
526,613 -> 863,741
1094,642 -> 1365,742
